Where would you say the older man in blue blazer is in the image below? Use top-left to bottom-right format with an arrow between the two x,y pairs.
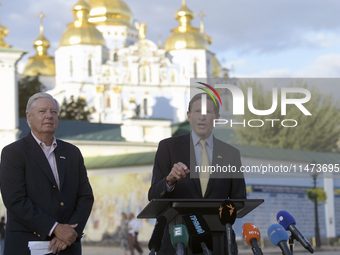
0,92 -> 94,255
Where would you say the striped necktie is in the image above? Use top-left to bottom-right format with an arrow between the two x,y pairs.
199,139 -> 210,197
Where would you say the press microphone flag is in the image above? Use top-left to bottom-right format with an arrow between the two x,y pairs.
277,210 -> 314,253
242,223 -> 263,255
183,213 -> 213,255
268,223 -> 292,255
170,224 -> 189,255
219,200 -> 237,255
148,216 -> 167,254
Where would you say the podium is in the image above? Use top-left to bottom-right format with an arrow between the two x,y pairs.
138,199 -> 264,254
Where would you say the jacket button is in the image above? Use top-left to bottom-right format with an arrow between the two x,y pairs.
60,202 -> 64,206
34,232 -> 36,235
38,234 -> 40,237
53,185 -> 56,188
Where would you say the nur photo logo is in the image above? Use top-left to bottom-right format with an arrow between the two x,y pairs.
195,81 -> 312,128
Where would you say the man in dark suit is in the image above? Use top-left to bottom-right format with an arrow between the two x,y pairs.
0,92 -> 94,255
148,93 -> 246,254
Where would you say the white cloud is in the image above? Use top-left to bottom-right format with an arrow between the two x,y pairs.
302,32 -> 340,48
232,54 -> 340,78
298,54 -> 340,77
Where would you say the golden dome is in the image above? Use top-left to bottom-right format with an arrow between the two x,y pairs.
59,0 -> 105,47
23,13 -> 55,76
212,54 -> 221,78
87,0 -> 133,27
23,55 -> 55,76
164,0 -> 209,51
0,22 -> 10,48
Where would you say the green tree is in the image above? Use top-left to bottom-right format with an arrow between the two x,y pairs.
233,81 -> 340,152
59,96 -> 94,121
18,75 -> 45,117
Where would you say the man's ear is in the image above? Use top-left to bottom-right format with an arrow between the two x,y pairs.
187,111 -> 191,122
26,112 -> 31,124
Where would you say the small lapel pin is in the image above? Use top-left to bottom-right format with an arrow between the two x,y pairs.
60,156 -> 66,159
217,155 -> 222,159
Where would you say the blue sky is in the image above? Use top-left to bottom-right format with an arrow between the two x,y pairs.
2,0 -> 340,78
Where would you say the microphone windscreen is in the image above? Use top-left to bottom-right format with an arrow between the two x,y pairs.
267,224 -> 288,246
170,224 -> 189,249
182,213 -> 213,254
148,216 -> 167,251
242,223 -> 261,246
277,211 -> 296,230
219,200 -> 237,225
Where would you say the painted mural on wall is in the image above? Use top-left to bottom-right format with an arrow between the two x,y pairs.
84,172 -> 155,243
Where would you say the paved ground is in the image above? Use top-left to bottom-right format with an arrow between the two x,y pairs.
82,244 -> 340,255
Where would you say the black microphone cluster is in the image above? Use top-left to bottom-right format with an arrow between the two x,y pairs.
147,203 -> 314,255
148,200 -> 236,254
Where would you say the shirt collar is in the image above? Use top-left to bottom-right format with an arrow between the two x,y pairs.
31,131 -> 57,149
191,131 -> 214,148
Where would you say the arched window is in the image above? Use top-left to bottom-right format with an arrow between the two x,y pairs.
193,61 -> 197,78
88,59 -> 92,77
206,59 -> 210,76
105,94 -> 111,108
113,52 -> 118,62
142,66 -> 147,82
70,57 -> 73,77
171,71 -> 176,83
143,98 -> 148,115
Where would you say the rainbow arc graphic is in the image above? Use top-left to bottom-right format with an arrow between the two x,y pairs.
196,82 -> 222,106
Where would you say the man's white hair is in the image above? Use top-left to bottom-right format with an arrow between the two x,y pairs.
26,92 -> 60,127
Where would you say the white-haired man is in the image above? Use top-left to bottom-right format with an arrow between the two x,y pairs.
0,92 -> 94,254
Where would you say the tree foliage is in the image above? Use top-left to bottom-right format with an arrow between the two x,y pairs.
233,81 -> 340,152
18,75 -> 45,117
59,96 -> 94,121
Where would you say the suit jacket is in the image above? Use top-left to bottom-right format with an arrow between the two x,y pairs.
148,133 -> 246,200
0,132 -> 94,255
148,133 -> 246,255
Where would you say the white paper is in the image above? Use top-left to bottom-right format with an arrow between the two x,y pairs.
28,241 -> 53,255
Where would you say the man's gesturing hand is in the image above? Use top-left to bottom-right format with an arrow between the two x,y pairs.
166,162 -> 190,186
53,223 -> 78,246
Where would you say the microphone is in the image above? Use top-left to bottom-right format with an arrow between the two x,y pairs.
170,224 -> 189,255
268,223 -> 292,255
182,213 -> 213,255
277,211 -> 314,253
218,200 -> 237,255
242,223 -> 263,255
148,216 -> 167,255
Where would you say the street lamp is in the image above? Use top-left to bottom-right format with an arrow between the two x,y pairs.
311,171 -> 321,248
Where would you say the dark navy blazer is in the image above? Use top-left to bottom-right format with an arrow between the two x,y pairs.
148,133 -> 246,255
0,132 -> 94,255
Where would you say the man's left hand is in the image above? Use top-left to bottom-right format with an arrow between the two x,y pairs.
48,236 -> 68,254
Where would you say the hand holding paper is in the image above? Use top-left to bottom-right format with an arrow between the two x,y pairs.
28,241 -> 54,255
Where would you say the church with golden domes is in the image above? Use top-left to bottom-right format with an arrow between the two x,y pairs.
22,0 -> 228,129
1,0 -> 340,244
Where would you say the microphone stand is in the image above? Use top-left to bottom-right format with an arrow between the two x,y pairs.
289,235 -> 294,255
